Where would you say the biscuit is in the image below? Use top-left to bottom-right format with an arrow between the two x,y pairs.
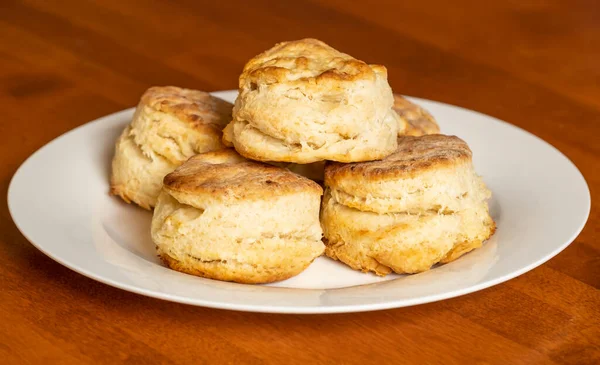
322,135 -> 495,275
223,38 -> 400,163
151,149 -> 325,284
393,94 -> 440,136
110,86 -> 233,209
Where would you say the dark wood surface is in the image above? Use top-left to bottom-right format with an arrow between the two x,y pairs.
1,1 -> 598,364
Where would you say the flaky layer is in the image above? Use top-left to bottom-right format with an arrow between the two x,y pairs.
226,38 -> 399,163
321,189 -> 495,275
151,188 -> 324,284
110,127 -> 177,209
225,111 -> 399,163
328,158 -> 491,214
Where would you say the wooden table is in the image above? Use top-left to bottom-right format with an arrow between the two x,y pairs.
1,1 -> 598,364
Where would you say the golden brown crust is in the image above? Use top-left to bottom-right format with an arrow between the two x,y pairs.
439,222 -> 497,264
323,238 -> 393,276
393,94 -> 440,136
159,252 -> 313,284
163,149 -> 323,202
140,86 -> 232,134
325,135 -> 471,186
240,38 -> 385,88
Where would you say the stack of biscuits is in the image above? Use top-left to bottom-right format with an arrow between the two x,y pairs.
111,38 -> 495,284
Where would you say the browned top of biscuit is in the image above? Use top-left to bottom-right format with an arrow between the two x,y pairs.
239,38 -> 386,88
164,149 -> 323,202
140,86 -> 232,131
393,94 -> 440,136
325,135 -> 472,184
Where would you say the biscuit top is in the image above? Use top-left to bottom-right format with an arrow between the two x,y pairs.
325,135 -> 472,185
229,39 -> 397,163
239,38 -> 386,88
163,149 -> 323,207
393,94 -> 440,136
140,86 -> 232,131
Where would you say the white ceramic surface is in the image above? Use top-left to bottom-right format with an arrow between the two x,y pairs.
8,90 -> 590,313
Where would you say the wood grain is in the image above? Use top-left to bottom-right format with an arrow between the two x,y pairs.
1,0 -> 598,364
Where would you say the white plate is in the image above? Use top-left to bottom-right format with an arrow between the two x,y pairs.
8,90 -> 590,313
